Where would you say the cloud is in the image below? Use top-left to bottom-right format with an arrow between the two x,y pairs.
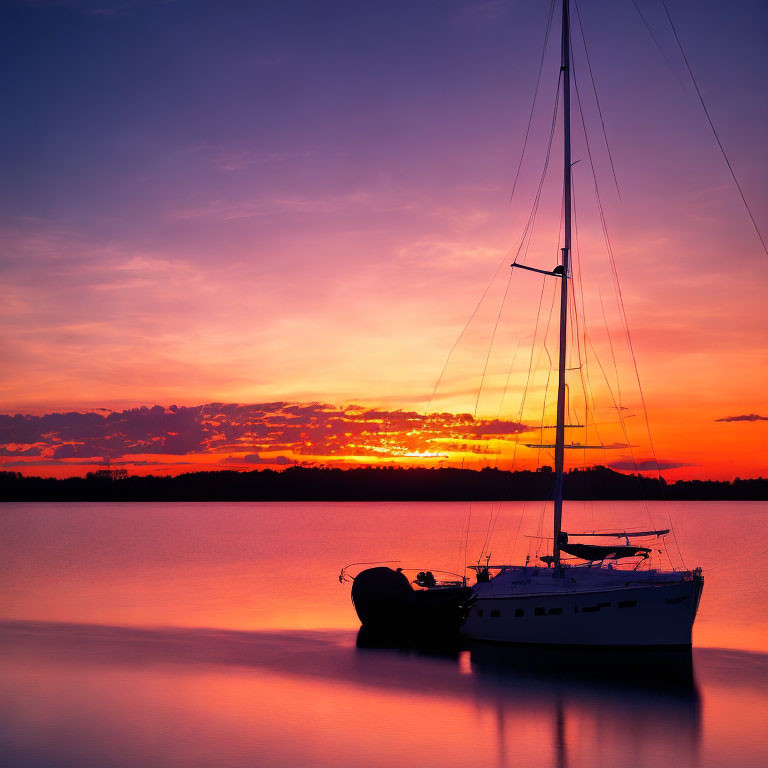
220,453 -> 293,466
715,414 -> 768,422
0,402 -> 532,466
608,459 -> 691,471
0,443 -> 44,456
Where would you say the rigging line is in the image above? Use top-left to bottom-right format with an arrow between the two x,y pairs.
424,75 -> 562,419
513,71 -> 563,264
479,449 -> 505,555
572,0 -> 621,199
456,516 -> 467,578
510,276 -> 548,471
478,503 -> 493,561
485,502 -> 503,560
595,192 -> 685,565
583,332 -> 648,458
569,171 -> 600,456
513,73 -> 564,266
573,76 -> 655,504
538,346 -> 553,467
535,495 -> 548,547
567,251 -> 588,467
531,180 -> 563,392
507,66 -> 562,457
495,339 -> 529,472
584,328 -> 672,566
422,254 -> 509,418
629,0 -> 687,90
567,29 -> 605,473
571,178 -> 603,459
536,187 -> 562,456
571,58 -> 663,537
573,330 -> 624,535
534,189 -> 563,464
487,334 -> 528,553
600,220 -> 685,566
502,499 -> 527,563
575,186 -> 614,446
495,337 -> 524,420
592,305 -> 667,553
570,188 -> 588,454
565,93 -> 601,473
598,281 -> 624,409
539,179 -> 567,456
660,0 -> 768,257
510,125 -> 562,469
479,500 -> 501,563
532,275 -> 558,449
510,0 -> 557,203
463,503 -> 473,577
474,270 -> 514,419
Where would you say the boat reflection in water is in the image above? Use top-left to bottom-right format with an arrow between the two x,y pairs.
4,619 -> 761,768
468,643 -> 700,768
357,628 -> 701,768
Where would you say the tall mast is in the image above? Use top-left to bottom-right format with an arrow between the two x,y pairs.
553,0 -> 571,567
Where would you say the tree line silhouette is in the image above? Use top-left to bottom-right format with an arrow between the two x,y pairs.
1,465 -> 766,502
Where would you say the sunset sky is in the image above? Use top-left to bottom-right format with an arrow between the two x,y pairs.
1,0 -> 766,480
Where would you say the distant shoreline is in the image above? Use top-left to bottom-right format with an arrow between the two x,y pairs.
1,465 -> 766,502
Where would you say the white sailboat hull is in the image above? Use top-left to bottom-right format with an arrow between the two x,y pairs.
461,573 -> 703,647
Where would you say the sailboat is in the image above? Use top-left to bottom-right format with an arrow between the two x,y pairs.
343,0 -> 704,646
460,0 -> 703,647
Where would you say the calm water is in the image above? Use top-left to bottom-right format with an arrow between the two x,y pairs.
1,501 -> 767,767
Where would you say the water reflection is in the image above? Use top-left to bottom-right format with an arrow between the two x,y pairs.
356,629 -> 701,768
1,621 -> 765,768
468,643 -> 700,768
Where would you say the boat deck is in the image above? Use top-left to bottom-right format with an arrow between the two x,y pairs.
473,564 -> 699,598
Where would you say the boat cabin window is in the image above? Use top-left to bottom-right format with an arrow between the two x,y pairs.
514,609 -> 524,617
535,607 -> 546,616
548,607 -> 562,615
477,608 -> 484,617
618,600 -> 637,608
490,609 -> 501,618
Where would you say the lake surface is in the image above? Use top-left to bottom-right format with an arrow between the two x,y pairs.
1,501 -> 767,767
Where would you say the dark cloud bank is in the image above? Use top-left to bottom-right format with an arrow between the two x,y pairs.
0,402 -> 530,463
608,459 -> 690,472
715,414 -> 768,423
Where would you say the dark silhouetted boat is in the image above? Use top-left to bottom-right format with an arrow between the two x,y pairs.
340,564 -> 471,637
343,0 -> 706,646
461,0 -> 703,646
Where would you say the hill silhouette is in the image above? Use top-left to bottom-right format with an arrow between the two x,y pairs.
1,465 -> 766,502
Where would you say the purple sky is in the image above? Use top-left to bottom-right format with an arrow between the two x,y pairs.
1,0 -> 766,478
